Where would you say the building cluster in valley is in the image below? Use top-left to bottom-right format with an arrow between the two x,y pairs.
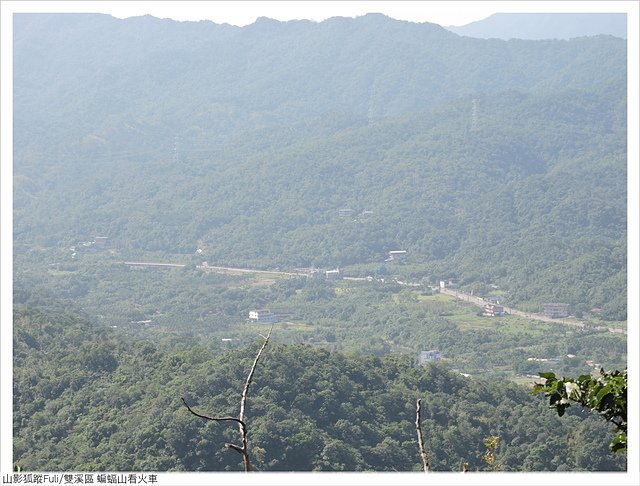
200,240 -> 577,327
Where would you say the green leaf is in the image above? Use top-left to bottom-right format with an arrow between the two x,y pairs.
531,384 -> 545,394
610,433 -> 626,453
598,393 -> 614,412
538,372 -> 556,380
596,385 -> 612,402
549,392 -> 562,405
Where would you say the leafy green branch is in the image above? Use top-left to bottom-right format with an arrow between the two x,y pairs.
533,368 -> 627,453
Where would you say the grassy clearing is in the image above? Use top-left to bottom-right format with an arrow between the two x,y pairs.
246,321 -> 316,333
510,375 -> 540,387
246,277 -> 278,287
432,299 -> 553,337
279,322 -> 317,331
496,318 -> 551,337
415,290 -> 561,338
416,293 -> 454,302
453,313 -> 552,338
334,286 -> 351,295
47,269 -> 77,276
447,312 -> 492,330
585,317 -> 627,330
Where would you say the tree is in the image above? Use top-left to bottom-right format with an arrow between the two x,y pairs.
482,436 -> 500,471
533,368 -> 627,453
182,327 -> 273,471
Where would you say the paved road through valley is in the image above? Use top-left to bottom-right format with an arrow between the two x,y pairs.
439,287 -> 626,335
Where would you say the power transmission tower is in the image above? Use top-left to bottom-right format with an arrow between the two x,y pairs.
471,98 -> 479,132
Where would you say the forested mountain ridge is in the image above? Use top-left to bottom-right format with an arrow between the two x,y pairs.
13,306 -> 625,471
14,85 -> 626,317
14,13 -> 625,148
13,13 -> 627,316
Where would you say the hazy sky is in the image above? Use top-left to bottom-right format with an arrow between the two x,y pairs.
100,0 -> 513,26
4,0 -> 636,27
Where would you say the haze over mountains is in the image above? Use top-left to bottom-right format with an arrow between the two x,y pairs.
10,11 -> 630,473
13,12 -> 625,147
445,13 -> 627,40
13,12 -> 626,319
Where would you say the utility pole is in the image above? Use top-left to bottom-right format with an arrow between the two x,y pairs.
471,98 -> 479,132
368,78 -> 379,124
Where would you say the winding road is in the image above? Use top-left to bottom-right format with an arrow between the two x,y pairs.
439,287 -> 626,335
121,261 -> 626,336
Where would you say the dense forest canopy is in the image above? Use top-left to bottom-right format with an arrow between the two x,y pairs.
13,306 -> 625,472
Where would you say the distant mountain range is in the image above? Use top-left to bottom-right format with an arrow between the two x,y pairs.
446,13 -> 626,40
12,13 -> 627,318
14,12 -> 625,152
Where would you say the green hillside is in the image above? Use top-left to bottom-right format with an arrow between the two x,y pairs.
14,13 -> 624,146
13,306 -> 625,471
14,87 -> 626,317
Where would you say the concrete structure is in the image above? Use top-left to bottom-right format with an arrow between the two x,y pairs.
439,278 -> 458,289
325,268 -> 341,280
386,250 -> 407,262
483,303 -> 505,317
419,349 -> 442,364
543,303 -> 571,319
248,309 -> 278,323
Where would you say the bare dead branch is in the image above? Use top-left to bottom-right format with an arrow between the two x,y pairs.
236,325 -> 273,471
415,398 -> 430,472
181,398 -> 245,426
225,443 -> 244,454
239,325 -> 273,423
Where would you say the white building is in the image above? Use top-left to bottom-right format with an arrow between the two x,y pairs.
248,309 -> 278,323
325,268 -> 341,280
386,250 -> 407,261
483,303 -> 505,317
439,278 -> 458,289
